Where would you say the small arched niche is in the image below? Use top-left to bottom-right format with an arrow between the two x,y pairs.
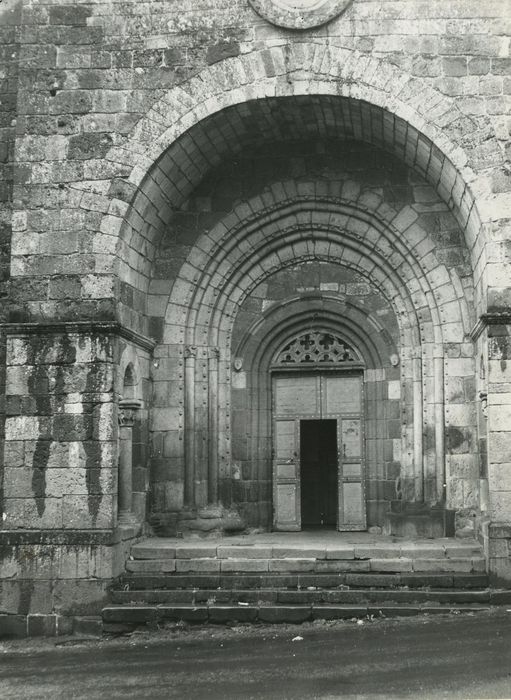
118,362 -> 142,525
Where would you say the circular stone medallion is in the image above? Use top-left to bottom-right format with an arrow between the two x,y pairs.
249,0 -> 351,30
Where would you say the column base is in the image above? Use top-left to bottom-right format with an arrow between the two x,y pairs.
117,511 -> 138,527
149,506 -> 246,537
385,501 -> 456,538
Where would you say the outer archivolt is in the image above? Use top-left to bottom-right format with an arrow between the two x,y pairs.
248,0 -> 352,29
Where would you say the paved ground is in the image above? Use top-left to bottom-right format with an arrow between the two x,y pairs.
1,611 -> 511,699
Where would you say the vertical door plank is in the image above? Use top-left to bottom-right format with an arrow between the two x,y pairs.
273,415 -> 301,531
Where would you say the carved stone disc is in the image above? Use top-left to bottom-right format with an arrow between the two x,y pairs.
249,0 -> 351,30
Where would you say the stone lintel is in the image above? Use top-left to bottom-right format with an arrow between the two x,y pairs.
1,321 -> 156,352
470,312 -> 511,341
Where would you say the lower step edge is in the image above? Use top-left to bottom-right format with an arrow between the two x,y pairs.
102,602 -> 496,628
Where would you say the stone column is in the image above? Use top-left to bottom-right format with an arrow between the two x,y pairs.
208,347 -> 220,504
412,352 -> 423,501
184,345 -> 197,506
434,353 -> 445,503
118,398 -> 142,524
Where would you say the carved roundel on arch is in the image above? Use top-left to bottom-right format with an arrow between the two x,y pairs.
248,0 -> 351,29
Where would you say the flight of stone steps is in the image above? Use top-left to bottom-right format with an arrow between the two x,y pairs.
102,536 -> 510,632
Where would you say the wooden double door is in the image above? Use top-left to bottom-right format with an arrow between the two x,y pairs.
272,372 -> 366,531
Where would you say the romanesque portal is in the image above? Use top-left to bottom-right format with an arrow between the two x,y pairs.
1,1 -> 510,632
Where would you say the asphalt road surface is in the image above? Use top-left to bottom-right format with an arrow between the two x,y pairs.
2,611 -> 511,699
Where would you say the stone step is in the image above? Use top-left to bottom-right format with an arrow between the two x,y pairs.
102,602 -> 494,632
125,556 -> 486,575
111,587 -> 499,606
118,571 -> 489,590
130,539 -> 484,562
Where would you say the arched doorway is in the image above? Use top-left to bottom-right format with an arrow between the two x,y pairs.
231,273 -> 402,532
271,331 -> 366,531
111,90 -> 485,539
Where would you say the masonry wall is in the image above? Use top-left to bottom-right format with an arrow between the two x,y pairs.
1,0 -> 511,632
0,327 -> 151,636
0,0 -> 19,307
7,0 -> 511,331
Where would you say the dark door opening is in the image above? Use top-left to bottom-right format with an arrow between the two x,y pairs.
300,419 -> 337,528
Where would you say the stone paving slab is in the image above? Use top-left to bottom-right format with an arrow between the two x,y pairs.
270,546 -> 328,559
314,560 -> 370,572
354,546 -> 402,559
369,558 -> 413,572
126,559 -> 178,574
399,545 -> 447,559
176,559 -> 221,573
412,558 -> 479,573
220,559 -> 269,573
216,546 -> 273,559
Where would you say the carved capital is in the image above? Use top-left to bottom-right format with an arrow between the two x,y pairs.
118,398 -> 142,428
479,391 -> 488,419
210,347 -> 220,360
184,345 -> 198,359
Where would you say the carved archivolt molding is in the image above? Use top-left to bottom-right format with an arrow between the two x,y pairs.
274,331 -> 361,365
248,0 -> 352,29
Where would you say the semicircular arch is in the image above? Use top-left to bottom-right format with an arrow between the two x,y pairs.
98,44 -> 500,308
163,194 -> 470,352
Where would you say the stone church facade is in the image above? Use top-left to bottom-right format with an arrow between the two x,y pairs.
1,0 -> 510,632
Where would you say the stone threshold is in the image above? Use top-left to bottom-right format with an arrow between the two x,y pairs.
131,533 -> 484,563
126,557 -> 486,574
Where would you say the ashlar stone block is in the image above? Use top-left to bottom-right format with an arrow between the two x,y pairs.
489,433 -> 511,464
488,463 -> 511,492
62,494 -> 114,529
489,491 -> 511,523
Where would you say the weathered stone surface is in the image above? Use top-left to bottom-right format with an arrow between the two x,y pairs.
370,559 -> 413,573
208,605 -> 258,623
2,0 -> 511,634
257,606 -> 311,624
126,559 -> 177,574
268,558 -> 316,573
217,546 -> 273,559
220,559 -> 269,573
176,559 -> 220,573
